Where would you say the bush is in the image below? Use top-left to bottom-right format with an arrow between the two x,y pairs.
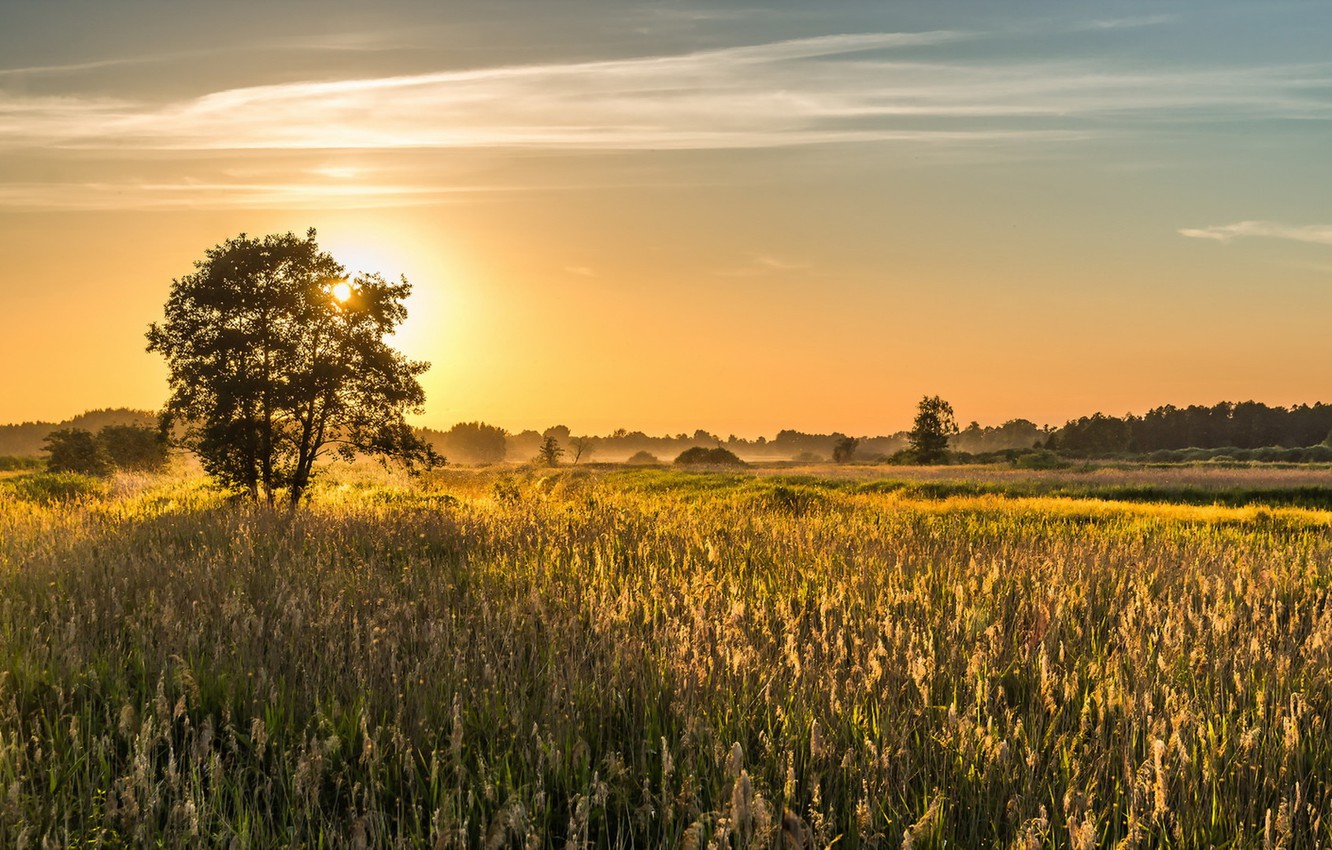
1013,450 -> 1070,470
674,446 -> 745,466
43,428 -> 111,476
625,450 -> 660,466
832,436 -> 859,463
99,424 -> 169,471
1301,445 -> 1332,463
791,451 -> 825,464
0,456 -> 42,472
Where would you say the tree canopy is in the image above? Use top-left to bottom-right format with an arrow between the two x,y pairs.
43,428 -> 111,476
832,435 -> 860,463
146,229 -> 438,505
908,395 -> 958,464
432,421 -> 506,465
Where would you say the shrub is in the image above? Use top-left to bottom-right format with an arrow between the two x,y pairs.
791,451 -> 824,464
674,446 -> 745,466
43,428 -> 111,476
1013,450 -> 1070,470
625,450 -> 660,466
99,424 -> 169,471
1302,445 -> 1332,463
0,456 -> 42,472
832,436 -> 860,463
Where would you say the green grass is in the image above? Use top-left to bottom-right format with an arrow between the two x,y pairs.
1,466 -> 1330,847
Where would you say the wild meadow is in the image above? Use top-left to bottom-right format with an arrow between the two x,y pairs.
2,464 -> 1331,848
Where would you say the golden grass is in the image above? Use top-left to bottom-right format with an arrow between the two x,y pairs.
1,466 -> 1330,847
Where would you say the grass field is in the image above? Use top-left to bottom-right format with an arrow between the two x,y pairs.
2,463 -> 1331,847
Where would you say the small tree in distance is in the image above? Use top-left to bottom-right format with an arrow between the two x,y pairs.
99,424 -> 169,472
44,428 -> 112,476
832,436 -> 859,463
570,436 -> 594,465
537,436 -> 564,467
909,395 -> 958,464
146,229 -> 440,505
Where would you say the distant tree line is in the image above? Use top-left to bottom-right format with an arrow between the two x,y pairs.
1048,402 -> 1332,455
13,399 -> 1332,471
0,408 -> 156,456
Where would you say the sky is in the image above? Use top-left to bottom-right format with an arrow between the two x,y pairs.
2,0 -> 1331,436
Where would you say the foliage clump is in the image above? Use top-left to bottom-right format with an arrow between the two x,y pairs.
908,395 -> 958,464
1012,449 -> 1070,470
674,446 -> 745,466
832,436 -> 860,463
146,229 -> 439,505
43,424 -> 169,476
535,435 -> 564,467
42,428 -> 112,476
433,421 -> 506,465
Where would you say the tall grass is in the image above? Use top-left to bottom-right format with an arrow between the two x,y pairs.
1,467 -> 1330,847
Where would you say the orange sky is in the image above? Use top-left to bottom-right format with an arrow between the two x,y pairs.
3,2 -> 1331,436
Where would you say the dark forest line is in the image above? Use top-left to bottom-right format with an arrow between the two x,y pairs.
7,400 -> 1332,464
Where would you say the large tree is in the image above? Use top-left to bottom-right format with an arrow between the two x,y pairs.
146,229 -> 439,505
908,395 -> 958,464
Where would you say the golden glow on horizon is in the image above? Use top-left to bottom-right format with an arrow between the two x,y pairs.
4,12 -> 1332,432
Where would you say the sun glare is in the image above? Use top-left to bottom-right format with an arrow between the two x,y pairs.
332,281 -> 353,302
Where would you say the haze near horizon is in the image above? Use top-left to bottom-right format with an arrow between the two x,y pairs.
2,0 -> 1330,436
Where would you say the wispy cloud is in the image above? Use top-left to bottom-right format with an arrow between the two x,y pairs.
1179,221 -> 1332,246
2,31 -> 1326,156
0,32 -> 422,78
0,180 -> 514,211
1081,14 -> 1180,31
712,254 -> 811,278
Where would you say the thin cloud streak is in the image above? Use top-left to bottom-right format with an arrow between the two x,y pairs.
0,181 -> 540,211
712,254 -> 811,278
1179,221 -> 1332,247
2,32 -> 1328,154
1081,14 -> 1180,30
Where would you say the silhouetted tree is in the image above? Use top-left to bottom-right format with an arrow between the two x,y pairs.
909,395 -> 958,463
99,424 -> 169,472
146,229 -> 439,505
43,428 -> 111,476
1051,412 -> 1132,455
832,436 -> 860,463
543,424 -> 572,443
537,436 -> 564,467
570,436 -> 594,465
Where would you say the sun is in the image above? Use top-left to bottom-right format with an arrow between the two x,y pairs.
331,281 -> 353,302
